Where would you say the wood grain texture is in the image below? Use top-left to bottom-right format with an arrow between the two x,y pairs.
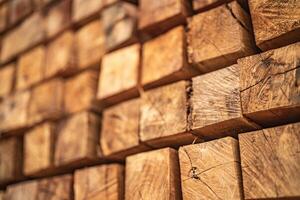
97,44 -> 139,106
45,31 -> 76,79
249,0 -> 300,51
0,137 -> 22,184
239,42 -> 300,127
28,78 -> 64,126
74,164 -> 124,200
142,26 -> 199,89
179,137 -> 243,200
16,46 -> 45,90
64,69 -> 99,114
8,0 -> 32,26
1,13 -> 45,62
125,148 -> 181,200
239,123 -> 300,199
0,63 -> 14,98
140,81 -> 195,147
76,19 -> 105,69
187,1 -> 256,73
5,174 -> 72,200
0,3 -> 8,32
192,0 -> 248,12
101,98 -> 149,159
138,0 -> 191,36
24,122 -> 55,176
54,111 -> 100,167
191,65 -> 259,138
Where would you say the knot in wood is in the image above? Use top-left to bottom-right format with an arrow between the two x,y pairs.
189,166 -> 200,180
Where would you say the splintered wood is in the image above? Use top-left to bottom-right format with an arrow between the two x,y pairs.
179,137 -> 243,199
125,148 -> 181,200
239,42 -> 300,127
239,123 -> 300,199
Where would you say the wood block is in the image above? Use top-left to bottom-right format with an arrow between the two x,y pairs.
239,123 -> 300,199
28,78 -> 64,126
0,63 -> 14,98
179,137 -> 243,199
54,111 -> 100,167
140,81 -> 196,148
125,148 -> 181,200
76,19 -> 105,69
249,0 -> 300,51
45,0 -> 71,39
97,44 -> 139,106
1,13 -> 45,62
101,98 -> 149,158
192,0 -> 247,12
191,65 -> 260,139
16,46 -> 45,90
102,2 -> 137,52
138,0 -> 191,36
5,174 -> 72,200
8,0 -> 32,26
64,69 -> 99,114
0,137 -> 22,184
0,90 -> 30,132
142,26 -> 199,89
239,42 -> 300,127
45,31 -> 76,79
187,1 -> 256,73
24,122 -> 55,176
0,3 -> 8,32
74,164 -> 124,200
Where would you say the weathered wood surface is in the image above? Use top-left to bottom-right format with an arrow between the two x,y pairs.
179,137 -> 243,199
54,111 -> 100,167
5,174 -> 73,200
102,2 -> 137,52
45,31 -> 75,79
249,0 -> 300,51
74,164 -> 124,200
192,0 -> 248,12
138,0 -> 191,36
239,42 -> 300,127
191,64 -> 260,138
0,137 -> 22,184
8,0 -> 32,26
101,98 -> 149,159
1,13 -> 45,62
0,63 -> 14,98
187,1 -> 256,73
142,26 -> 199,89
239,122 -> 300,199
64,69 -> 99,114
28,78 -> 64,126
97,44 -> 139,106
140,81 -> 196,148
16,46 -> 45,90
0,3 -> 8,32
76,19 -> 105,69
24,122 -> 55,176
125,148 -> 181,200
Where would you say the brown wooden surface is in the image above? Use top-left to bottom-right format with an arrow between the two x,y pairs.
74,164 -> 124,200
138,0 -> 191,36
179,137 -> 243,199
0,63 -> 14,98
28,78 -> 64,126
8,0 -> 32,26
192,0 -> 248,12
191,64 -> 260,138
125,148 -> 181,200
75,19 -> 105,69
140,81 -> 196,148
64,69 -> 99,114
142,26 -> 199,89
187,1 -> 256,73
0,137 -> 22,184
24,122 -> 55,176
97,43 -> 139,106
239,122 -> 300,199
249,0 -> 300,51
0,3 -> 7,32
16,46 -> 45,91
0,191 -> 3,200
239,42 -> 300,127
54,111 -> 100,167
